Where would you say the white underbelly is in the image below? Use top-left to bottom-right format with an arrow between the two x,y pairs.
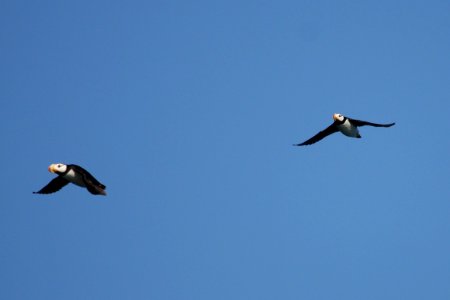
64,169 -> 86,187
338,120 -> 360,137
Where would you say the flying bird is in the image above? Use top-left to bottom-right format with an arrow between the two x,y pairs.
294,113 -> 395,146
34,163 -> 106,195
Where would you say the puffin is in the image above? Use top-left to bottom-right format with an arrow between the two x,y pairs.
294,113 -> 395,146
34,163 -> 107,195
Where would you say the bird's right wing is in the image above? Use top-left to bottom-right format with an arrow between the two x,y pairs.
294,123 -> 339,146
33,176 -> 69,194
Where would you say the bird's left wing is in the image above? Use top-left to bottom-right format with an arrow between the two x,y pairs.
71,165 -> 106,195
84,180 -> 107,195
70,165 -> 106,189
294,123 -> 339,146
33,176 -> 69,194
348,118 -> 395,128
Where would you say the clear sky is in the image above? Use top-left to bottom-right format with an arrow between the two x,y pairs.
1,0 -> 449,299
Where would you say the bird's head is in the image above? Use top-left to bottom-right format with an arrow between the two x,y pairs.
333,113 -> 344,122
48,163 -> 67,174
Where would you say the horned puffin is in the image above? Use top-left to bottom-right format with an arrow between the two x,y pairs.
294,113 -> 395,146
34,163 -> 106,195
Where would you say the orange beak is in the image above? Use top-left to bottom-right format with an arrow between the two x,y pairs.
333,114 -> 338,121
48,164 -> 55,173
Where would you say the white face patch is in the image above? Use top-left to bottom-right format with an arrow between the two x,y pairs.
333,113 -> 345,122
54,163 -> 67,173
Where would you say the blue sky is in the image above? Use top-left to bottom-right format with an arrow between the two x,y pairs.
1,0 -> 449,299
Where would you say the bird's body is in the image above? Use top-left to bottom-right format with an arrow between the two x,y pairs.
294,113 -> 395,146
336,118 -> 361,138
64,168 -> 88,187
34,163 -> 106,195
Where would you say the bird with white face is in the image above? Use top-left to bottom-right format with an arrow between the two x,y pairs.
294,113 -> 395,146
34,163 -> 106,195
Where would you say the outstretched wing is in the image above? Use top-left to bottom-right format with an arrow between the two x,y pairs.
84,181 -> 107,195
349,118 -> 395,128
294,123 -> 339,146
70,165 -> 106,189
33,176 -> 69,194
71,165 -> 107,195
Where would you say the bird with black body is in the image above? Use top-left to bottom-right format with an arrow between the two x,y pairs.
294,113 -> 395,146
34,163 -> 106,195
